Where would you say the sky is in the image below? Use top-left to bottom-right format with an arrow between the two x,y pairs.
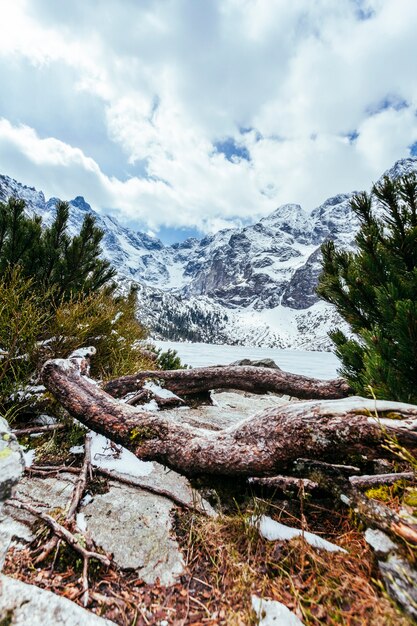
0,0 -> 416,243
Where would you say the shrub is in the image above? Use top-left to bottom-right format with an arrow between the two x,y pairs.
47,287 -> 152,380
0,268 -> 49,408
0,197 -> 151,416
0,197 -> 116,303
156,347 -> 187,370
317,173 -> 417,401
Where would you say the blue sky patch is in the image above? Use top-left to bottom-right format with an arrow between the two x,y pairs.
214,138 -> 250,163
346,130 -> 359,143
367,96 -> 408,116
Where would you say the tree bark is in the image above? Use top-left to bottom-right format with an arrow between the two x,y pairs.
103,366 -> 352,400
41,354 -> 417,478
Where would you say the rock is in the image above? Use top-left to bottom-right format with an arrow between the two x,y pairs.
1,448 -> 210,586
0,417 -> 24,570
229,358 -> 281,370
173,390 -> 289,431
378,555 -> 417,618
104,461 -> 215,516
2,473 -> 77,548
364,529 -> 396,556
1,465 -> 193,586
0,417 -> 24,503
0,574 -> 115,625
83,482 -> 185,585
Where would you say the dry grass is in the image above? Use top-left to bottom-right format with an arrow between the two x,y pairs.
4,494 -> 414,625
177,501 -> 412,626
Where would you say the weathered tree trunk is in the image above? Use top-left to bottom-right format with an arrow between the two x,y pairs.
103,366 -> 352,400
41,354 -> 417,478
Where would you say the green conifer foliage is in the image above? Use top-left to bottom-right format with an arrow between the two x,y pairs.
317,173 -> 417,402
0,197 -> 149,415
0,197 -> 116,301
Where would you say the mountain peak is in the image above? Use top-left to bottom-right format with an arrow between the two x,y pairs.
70,196 -> 93,212
380,156 -> 417,182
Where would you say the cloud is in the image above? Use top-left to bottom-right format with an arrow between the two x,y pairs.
0,0 -> 416,235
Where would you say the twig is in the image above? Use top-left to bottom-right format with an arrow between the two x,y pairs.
94,466 -> 209,514
26,465 -> 79,476
35,434 -> 92,564
7,498 -> 110,566
12,423 -> 66,436
294,458 -> 360,476
68,435 -> 92,519
82,554 -> 90,606
124,390 -> 149,405
349,472 -> 415,489
248,475 -> 319,493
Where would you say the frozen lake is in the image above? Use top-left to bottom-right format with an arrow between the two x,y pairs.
155,341 -> 340,380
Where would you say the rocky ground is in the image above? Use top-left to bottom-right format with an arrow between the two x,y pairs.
1,384 -> 416,625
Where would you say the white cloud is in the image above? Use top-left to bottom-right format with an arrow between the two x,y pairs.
0,0 -> 416,235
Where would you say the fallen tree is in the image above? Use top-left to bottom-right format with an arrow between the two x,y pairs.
41,351 -> 417,478
103,364 -> 352,400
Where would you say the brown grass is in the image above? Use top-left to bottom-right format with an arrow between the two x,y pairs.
3,498 -> 413,625
177,502 -> 412,626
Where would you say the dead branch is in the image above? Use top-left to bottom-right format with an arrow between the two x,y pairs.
12,423 -> 66,436
68,434 -> 91,518
124,388 -> 185,409
349,472 -> 415,489
41,355 -> 417,478
26,465 -> 79,476
342,485 -> 417,546
94,467 -> 210,514
103,365 -> 352,400
248,475 -> 320,493
7,498 -> 111,566
294,458 -> 361,477
35,434 -> 91,565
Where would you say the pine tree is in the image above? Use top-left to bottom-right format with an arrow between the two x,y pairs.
317,173 -> 417,402
0,197 -> 43,274
0,197 -> 116,301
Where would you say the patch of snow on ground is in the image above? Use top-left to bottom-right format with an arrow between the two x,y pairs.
144,381 -> 178,399
22,449 -> 36,467
69,445 -> 84,454
142,399 -> 160,412
81,493 -> 93,506
90,432 -> 154,477
252,595 -> 304,625
76,512 -> 87,532
255,515 -> 346,553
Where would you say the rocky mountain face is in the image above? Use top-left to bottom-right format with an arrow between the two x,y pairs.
1,156 -> 416,350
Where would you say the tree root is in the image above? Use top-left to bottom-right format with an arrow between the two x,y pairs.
104,364 -> 352,400
41,353 -> 417,477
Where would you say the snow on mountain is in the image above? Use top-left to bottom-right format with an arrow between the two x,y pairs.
1,156 -> 416,351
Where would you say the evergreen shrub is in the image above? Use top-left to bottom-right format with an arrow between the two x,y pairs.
317,173 -> 417,401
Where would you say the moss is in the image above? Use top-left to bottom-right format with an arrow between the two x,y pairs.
383,412 -> 403,420
129,426 -> 155,444
365,481 -> 405,503
403,488 -> 417,509
0,447 -> 12,460
2,433 -> 10,441
365,485 -> 393,502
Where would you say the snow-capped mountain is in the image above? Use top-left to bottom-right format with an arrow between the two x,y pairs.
1,156 -> 416,350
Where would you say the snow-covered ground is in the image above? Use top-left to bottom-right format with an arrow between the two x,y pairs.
154,341 -> 340,379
